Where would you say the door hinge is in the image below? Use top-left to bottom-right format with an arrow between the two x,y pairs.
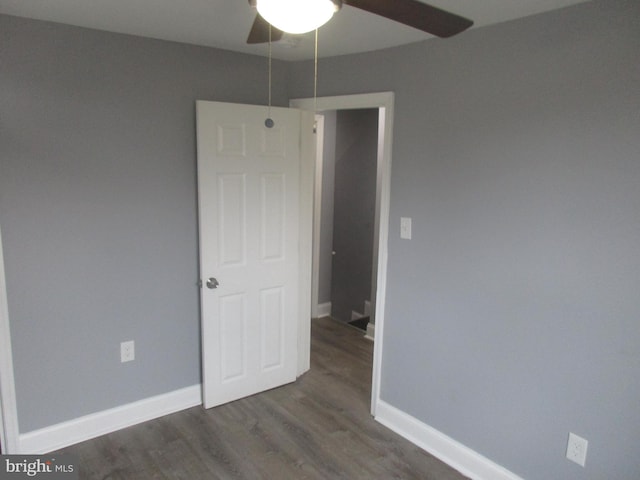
197,279 -> 203,288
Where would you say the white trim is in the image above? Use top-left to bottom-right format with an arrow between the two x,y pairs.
315,302 -> 332,318
0,224 -> 20,453
365,322 -> 375,341
352,300 -> 371,321
290,92 -> 394,418
310,115 -> 325,321
363,300 -> 371,317
19,385 -> 202,454
296,109 -> 316,377
375,400 -> 523,480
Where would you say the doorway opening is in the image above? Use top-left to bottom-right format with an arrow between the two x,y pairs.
314,109 -> 378,339
290,92 -> 394,416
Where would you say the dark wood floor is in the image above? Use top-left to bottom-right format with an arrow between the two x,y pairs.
57,317 -> 468,479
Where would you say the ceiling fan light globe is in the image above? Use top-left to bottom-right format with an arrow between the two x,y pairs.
256,0 -> 338,35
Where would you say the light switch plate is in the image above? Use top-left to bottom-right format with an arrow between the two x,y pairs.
120,340 -> 135,363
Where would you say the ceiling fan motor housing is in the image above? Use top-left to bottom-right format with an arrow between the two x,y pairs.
249,0 -> 342,9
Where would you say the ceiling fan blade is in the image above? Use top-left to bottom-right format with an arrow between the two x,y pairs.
344,0 -> 473,38
246,14 -> 284,44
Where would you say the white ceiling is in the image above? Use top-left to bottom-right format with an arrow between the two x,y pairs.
0,0 -> 590,61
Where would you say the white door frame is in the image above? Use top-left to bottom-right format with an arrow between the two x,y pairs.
297,110 -> 316,376
290,92 -> 394,416
0,224 -> 20,453
310,114 -> 325,319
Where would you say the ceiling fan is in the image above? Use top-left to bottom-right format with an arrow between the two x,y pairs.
246,0 -> 473,44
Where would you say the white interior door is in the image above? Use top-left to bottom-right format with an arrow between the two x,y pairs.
196,100 -> 305,408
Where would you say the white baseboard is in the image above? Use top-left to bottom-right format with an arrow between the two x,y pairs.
365,322 -> 375,341
375,400 -> 522,480
364,300 -> 371,317
19,384 -> 202,454
316,302 -> 331,318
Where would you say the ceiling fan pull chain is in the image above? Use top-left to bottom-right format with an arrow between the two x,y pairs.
314,27 -> 319,114
265,24 -> 275,128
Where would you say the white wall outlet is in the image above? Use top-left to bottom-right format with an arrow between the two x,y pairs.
566,432 -> 588,467
400,217 -> 412,240
120,340 -> 135,363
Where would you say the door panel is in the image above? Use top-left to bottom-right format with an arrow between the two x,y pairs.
219,174 -> 246,266
261,174 -> 286,261
219,293 -> 246,382
260,286 -> 285,370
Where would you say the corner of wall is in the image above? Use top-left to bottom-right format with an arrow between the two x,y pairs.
375,400 -> 523,480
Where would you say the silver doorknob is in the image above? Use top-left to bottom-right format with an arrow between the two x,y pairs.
206,277 -> 219,289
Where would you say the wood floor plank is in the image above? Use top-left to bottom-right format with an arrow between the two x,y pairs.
56,317 -> 468,479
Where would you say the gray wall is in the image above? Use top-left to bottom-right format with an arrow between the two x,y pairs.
317,111 -> 336,305
0,15 -> 289,432
2,1 -> 640,478
330,109 -> 378,322
293,1 -> 640,479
